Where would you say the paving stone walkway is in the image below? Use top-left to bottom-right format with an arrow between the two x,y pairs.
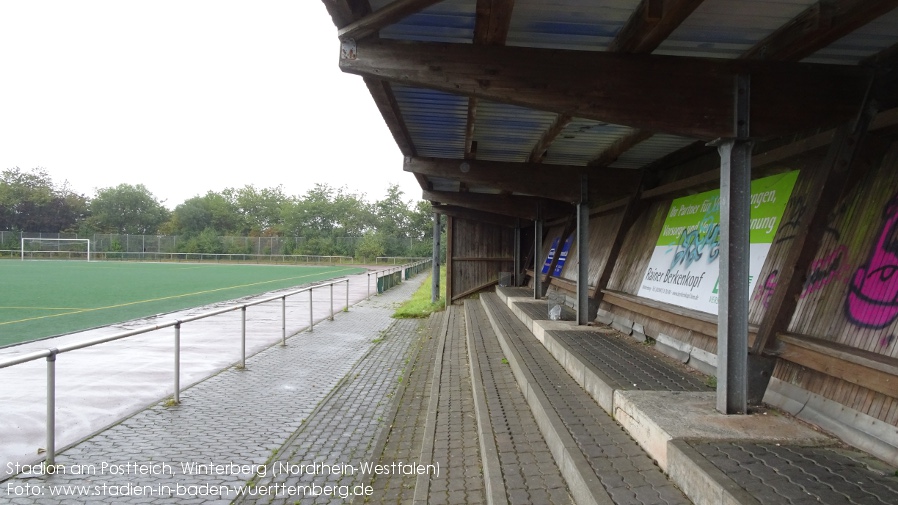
2,274 -> 427,505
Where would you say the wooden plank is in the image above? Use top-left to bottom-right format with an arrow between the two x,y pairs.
452,257 -> 515,262
474,0 -> 516,46
446,215 -> 454,303
528,114 -> 573,163
340,38 -> 873,140
588,129 -> 654,167
608,0 -> 708,54
452,279 -> 500,301
338,0 -> 444,41
464,97 -> 478,160
753,103 -> 878,354
423,190 -> 574,220
777,333 -> 898,398
363,78 -> 417,156
433,204 -> 521,228
406,156 -> 641,202
592,176 -> 649,299
741,0 -> 898,62
603,290 -> 722,338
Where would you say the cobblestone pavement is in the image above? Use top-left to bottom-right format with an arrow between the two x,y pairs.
692,442 -> 898,505
365,313 -> 443,504
1,275 -> 426,505
483,294 -> 690,505
465,301 -> 573,505
235,318 -> 426,505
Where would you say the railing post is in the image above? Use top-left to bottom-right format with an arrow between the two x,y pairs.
281,296 -> 287,346
240,306 -> 247,369
367,273 -> 371,299
309,289 -> 314,332
329,283 -> 334,321
46,348 -> 58,467
345,279 -> 349,312
174,322 -> 181,404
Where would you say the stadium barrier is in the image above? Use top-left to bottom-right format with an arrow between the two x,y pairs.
0,259 -> 432,468
366,259 -> 432,299
375,256 -> 428,265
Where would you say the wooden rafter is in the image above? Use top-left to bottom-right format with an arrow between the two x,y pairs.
588,129 -> 655,167
608,0 -> 706,54
341,39 -> 872,139
474,0 -> 516,46
465,97 -> 478,160
423,190 -> 573,220
741,0 -> 898,61
405,156 -> 642,202
338,0 -> 445,41
323,0 -> 419,162
528,114 -> 573,163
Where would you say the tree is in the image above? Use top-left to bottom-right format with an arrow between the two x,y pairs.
87,183 -> 169,234
167,191 -> 242,236
0,167 -> 89,232
223,185 -> 286,235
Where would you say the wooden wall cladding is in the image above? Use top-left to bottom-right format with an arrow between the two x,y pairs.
559,211 -> 624,286
449,217 -> 515,301
606,200 -> 670,295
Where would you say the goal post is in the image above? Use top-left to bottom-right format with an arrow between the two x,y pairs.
21,238 -> 91,261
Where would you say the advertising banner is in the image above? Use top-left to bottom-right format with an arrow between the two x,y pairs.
637,170 -> 799,314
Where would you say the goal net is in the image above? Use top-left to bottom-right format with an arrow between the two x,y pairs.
21,238 -> 91,261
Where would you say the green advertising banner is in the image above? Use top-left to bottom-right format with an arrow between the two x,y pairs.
638,170 -> 799,314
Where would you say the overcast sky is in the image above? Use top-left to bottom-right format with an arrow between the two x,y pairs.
0,1 -> 419,209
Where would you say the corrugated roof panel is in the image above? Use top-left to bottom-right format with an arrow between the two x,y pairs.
473,101 -> 559,163
609,134 -> 695,169
804,8 -> 898,65
543,119 -> 633,166
392,85 -> 469,159
376,0 -> 476,43
507,0 -> 640,50
655,0 -> 816,59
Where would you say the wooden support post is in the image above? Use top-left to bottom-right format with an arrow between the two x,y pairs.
592,172 -> 648,302
752,91 -> 878,355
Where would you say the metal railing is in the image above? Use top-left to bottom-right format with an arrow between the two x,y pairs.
0,277 -> 353,467
7,250 -> 354,264
375,256 -> 428,265
366,259 -> 432,299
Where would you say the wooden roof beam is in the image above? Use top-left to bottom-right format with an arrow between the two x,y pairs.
341,39 -> 873,139
432,204 -> 524,228
608,0 -> 707,54
406,156 -> 642,202
423,190 -> 573,220
338,0 -> 445,41
474,0 -> 516,46
587,129 -> 654,167
528,114 -> 573,163
741,0 -> 898,62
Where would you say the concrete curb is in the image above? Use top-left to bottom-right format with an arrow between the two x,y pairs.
413,309 -> 450,505
667,440 -> 761,505
481,294 -> 613,505
463,301 -> 508,505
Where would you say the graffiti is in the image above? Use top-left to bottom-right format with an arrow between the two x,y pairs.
775,196 -> 846,245
802,245 -> 849,298
754,270 -> 778,308
881,334 -> 895,348
670,215 -> 719,270
846,195 -> 898,328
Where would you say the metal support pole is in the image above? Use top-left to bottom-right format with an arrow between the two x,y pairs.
577,174 -> 590,325
329,283 -> 334,320
309,289 -> 314,332
281,297 -> 287,346
241,306 -> 247,369
345,279 -> 349,312
174,323 -> 181,403
432,211 -> 441,303
717,74 -> 752,415
534,212 -> 543,299
367,273 -> 371,300
514,220 -> 521,287
46,349 -> 57,467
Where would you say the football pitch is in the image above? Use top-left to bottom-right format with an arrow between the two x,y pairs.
0,260 -> 365,347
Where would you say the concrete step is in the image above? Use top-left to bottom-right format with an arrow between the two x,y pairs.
481,292 -> 689,505
464,299 -> 574,505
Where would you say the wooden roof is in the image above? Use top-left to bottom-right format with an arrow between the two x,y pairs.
322,0 -> 898,219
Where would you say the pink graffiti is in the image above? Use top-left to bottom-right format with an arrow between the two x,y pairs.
847,195 -> 898,328
803,245 -> 849,297
754,270 -> 778,308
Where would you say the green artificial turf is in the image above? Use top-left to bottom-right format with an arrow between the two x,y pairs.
0,260 -> 364,346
